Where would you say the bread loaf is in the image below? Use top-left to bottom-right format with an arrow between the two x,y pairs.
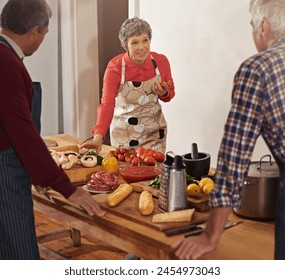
107,183 -> 133,207
139,191 -> 154,215
152,208 -> 195,223
49,144 -> 79,153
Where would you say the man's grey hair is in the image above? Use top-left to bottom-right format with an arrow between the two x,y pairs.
250,0 -> 285,38
118,17 -> 152,50
0,0 -> 52,35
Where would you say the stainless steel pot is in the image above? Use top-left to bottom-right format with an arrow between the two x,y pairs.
233,154 -> 279,220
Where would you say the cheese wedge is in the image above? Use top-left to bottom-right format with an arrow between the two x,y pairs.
152,208 -> 195,223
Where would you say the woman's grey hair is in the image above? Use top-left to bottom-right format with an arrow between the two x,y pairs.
0,0 -> 52,35
249,0 -> 285,38
118,17 -> 152,49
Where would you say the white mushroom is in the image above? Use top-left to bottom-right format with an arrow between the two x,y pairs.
61,154 -> 78,170
58,154 -> 68,166
51,151 -> 61,166
80,155 -> 97,167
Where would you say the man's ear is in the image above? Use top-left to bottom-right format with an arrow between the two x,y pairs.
261,19 -> 272,39
27,26 -> 39,40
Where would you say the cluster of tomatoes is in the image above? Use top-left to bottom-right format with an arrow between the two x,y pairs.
108,147 -> 165,166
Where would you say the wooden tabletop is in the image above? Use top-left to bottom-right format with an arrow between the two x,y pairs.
33,134 -> 274,260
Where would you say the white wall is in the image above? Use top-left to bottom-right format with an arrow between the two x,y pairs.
60,0 -> 100,139
131,0 -> 271,166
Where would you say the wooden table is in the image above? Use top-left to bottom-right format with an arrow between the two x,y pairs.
33,134 -> 274,260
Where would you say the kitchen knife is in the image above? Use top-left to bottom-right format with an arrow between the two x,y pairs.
184,220 -> 243,238
164,223 -> 199,236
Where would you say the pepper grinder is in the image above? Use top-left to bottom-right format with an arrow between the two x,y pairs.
168,155 -> 187,212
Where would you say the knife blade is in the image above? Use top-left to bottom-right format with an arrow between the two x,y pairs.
184,220 -> 243,238
164,223 -> 199,236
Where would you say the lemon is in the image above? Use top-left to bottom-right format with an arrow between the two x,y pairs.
186,183 -> 201,196
203,183 -> 214,195
199,177 -> 214,189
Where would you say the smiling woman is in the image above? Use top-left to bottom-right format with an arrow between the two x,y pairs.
82,17 -> 176,155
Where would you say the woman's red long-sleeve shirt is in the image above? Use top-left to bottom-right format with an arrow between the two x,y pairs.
92,51 -> 175,136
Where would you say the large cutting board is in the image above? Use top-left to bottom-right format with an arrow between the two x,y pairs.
48,143 -> 102,184
93,192 -> 208,232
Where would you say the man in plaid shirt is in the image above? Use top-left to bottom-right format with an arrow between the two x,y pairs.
173,0 -> 285,260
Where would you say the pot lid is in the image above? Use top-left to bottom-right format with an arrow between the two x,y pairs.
248,154 -> 279,178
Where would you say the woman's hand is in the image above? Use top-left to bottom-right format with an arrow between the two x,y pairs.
80,134 -> 103,154
152,81 -> 169,97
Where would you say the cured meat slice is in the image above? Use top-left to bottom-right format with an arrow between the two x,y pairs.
87,170 -> 120,191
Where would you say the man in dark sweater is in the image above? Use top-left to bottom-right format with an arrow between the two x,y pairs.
0,0 -> 105,260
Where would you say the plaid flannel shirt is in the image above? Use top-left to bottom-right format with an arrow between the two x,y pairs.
210,37 -> 285,208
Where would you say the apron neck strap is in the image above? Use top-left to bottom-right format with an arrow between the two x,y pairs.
121,54 -> 160,84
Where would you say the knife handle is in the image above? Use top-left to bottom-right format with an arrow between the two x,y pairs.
184,228 -> 204,237
164,224 -> 197,236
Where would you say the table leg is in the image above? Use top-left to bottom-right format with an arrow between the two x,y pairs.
70,227 -> 81,247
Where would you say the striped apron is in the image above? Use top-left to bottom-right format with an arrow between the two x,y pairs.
0,36 -> 40,259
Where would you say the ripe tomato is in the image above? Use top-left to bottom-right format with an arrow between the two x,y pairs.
120,148 -> 127,154
143,155 -> 156,166
131,157 -> 141,166
136,147 -> 145,158
152,151 -> 165,163
144,149 -> 155,156
117,154 -> 125,162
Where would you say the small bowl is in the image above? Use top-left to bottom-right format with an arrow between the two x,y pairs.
119,165 -> 161,183
182,152 -> 211,180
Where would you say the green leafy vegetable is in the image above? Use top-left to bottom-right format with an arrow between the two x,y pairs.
150,175 -> 161,189
96,155 -> 103,165
186,174 -> 196,184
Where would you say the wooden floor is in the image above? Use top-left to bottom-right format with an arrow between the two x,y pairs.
34,210 -> 126,260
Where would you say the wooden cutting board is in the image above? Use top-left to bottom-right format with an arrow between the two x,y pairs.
64,165 -> 102,184
48,143 -> 102,184
187,194 -> 210,212
93,192 -> 208,232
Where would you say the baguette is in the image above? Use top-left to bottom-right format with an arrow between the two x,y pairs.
49,144 -> 79,153
107,183 -> 133,207
139,191 -> 154,216
152,208 -> 195,223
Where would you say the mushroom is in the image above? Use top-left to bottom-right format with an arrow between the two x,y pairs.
58,154 -> 68,166
51,151 -> 61,166
81,155 -> 97,167
61,154 -> 78,170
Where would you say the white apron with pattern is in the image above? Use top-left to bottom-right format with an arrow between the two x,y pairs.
110,56 -> 167,152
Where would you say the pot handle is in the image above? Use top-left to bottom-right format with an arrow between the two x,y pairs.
244,179 -> 255,186
257,154 -> 273,169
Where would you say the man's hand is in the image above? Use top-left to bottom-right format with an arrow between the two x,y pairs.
171,207 -> 232,259
171,232 -> 217,260
68,187 -> 106,217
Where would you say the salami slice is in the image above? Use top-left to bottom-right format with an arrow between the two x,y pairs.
87,170 -> 120,191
